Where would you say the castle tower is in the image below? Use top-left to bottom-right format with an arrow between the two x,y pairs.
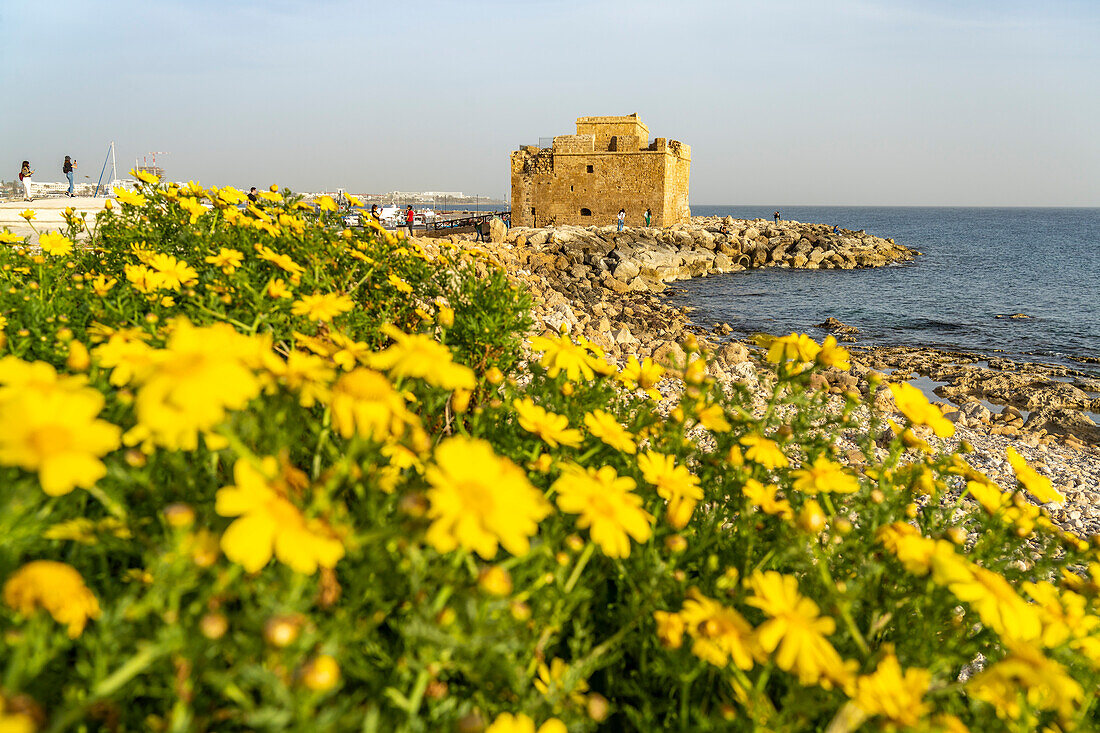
510,114 -> 691,228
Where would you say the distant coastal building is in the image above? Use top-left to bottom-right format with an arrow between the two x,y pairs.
510,114 -> 691,228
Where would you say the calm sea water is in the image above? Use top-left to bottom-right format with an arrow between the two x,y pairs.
676,206 -> 1100,377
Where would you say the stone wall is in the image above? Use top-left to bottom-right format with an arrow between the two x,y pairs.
511,115 -> 691,229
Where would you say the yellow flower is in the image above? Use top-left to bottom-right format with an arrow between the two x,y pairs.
147,253 -> 199,290
514,398 -> 582,448
301,654 -> 341,691
679,589 -> 760,669
179,196 -> 206,224
530,333 -> 603,381
368,325 -> 476,390
853,653 -> 931,728
133,168 -> 160,184
534,658 -> 589,706
124,321 -> 263,451
265,351 -> 335,408
654,609 -> 686,648
695,402 -> 732,432
216,457 -> 344,574
113,187 -> 147,207
3,561 -> 100,637
742,479 -> 793,520
553,464 -> 653,558
387,273 -> 414,293
0,230 -> 25,244
124,263 -> 158,293
816,335 -> 851,370
291,292 -> 355,322
1023,581 -> 1096,648
205,247 -> 244,273
329,368 -> 416,441
584,409 -> 637,453
1006,447 -> 1063,504
929,550 -> 1042,642
619,355 -> 665,399
637,451 -> 703,529
767,332 -> 820,372
424,436 -> 551,559
0,694 -> 35,733
91,275 -> 117,296
888,382 -> 954,438
255,244 -> 305,279
20,209 -> 36,221
791,455 -> 859,494
746,571 -> 853,688
316,195 -> 337,212
0,376 -> 120,496
345,192 -> 361,207
740,434 -> 789,469
216,186 -> 246,206
267,278 -> 293,299
968,643 -> 1083,725
37,231 -> 73,257
485,713 -> 567,733
91,330 -> 157,386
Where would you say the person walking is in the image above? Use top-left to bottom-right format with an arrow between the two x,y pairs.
405,205 -> 415,237
773,211 -> 781,224
19,161 -> 34,201
617,208 -> 625,232
63,156 -> 77,197
644,208 -> 651,227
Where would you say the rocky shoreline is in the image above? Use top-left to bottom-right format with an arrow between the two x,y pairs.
412,215 -> 1099,537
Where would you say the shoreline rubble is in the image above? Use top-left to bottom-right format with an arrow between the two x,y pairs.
407,215 -> 1100,538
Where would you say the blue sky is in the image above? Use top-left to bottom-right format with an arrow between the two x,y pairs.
2,0 -> 1097,205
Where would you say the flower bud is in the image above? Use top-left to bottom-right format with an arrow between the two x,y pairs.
560,382 -> 574,397
664,535 -> 688,553
451,388 -> 471,414
478,566 -> 513,597
200,613 -> 228,640
301,654 -> 340,692
484,367 -> 503,385
263,615 -> 302,648
163,503 -> 195,529
587,693 -> 611,722
437,306 -> 454,328
66,340 -> 90,372
797,500 -> 826,534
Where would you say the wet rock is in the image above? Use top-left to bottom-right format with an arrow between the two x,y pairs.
815,317 -> 859,334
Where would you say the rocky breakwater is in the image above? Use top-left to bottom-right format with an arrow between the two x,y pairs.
502,217 -> 916,296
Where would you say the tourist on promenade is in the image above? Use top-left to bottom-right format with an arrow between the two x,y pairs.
248,187 -> 258,203
63,156 -> 76,197
406,205 -> 415,237
19,161 -> 34,201
370,204 -> 379,222
617,208 -> 625,232
773,211 -> 781,224
833,224 -> 840,233
644,208 -> 651,227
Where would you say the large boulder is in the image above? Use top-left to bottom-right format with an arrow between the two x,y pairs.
489,217 -> 507,243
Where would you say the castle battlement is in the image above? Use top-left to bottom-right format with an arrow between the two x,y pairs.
510,114 -> 691,228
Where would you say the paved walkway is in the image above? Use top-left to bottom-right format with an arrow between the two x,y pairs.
0,197 -> 111,242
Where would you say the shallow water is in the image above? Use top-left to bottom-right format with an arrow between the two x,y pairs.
678,206 -> 1100,378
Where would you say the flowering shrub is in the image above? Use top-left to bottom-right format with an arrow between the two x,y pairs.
1,178 -> 1099,731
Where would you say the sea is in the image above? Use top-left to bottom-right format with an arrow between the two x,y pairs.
675,206 -> 1100,378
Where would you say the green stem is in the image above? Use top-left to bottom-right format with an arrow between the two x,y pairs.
563,543 -> 595,594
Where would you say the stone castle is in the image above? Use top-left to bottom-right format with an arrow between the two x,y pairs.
510,114 -> 691,228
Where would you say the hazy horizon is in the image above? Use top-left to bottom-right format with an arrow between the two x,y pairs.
2,0 -> 1097,207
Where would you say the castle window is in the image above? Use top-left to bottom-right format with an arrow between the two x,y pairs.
580,208 -> 592,217
586,165 -> 593,173
570,185 -> 574,192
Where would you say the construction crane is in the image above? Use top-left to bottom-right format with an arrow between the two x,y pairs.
135,151 -> 170,179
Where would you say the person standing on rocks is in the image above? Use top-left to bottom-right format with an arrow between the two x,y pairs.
644,208 -> 651,227
63,156 -> 77,197
617,208 -> 625,232
773,211 -> 781,224
405,205 -> 415,237
19,161 -> 34,201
